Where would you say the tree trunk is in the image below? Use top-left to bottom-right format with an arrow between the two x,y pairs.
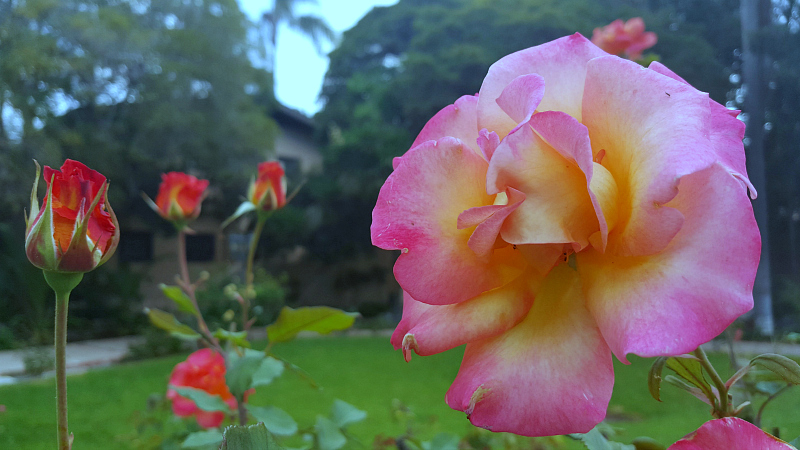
740,0 -> 774,336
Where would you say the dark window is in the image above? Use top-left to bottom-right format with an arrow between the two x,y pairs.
118,231 -> 154,262
278,157 -> 301,179
186,233 -> 215,262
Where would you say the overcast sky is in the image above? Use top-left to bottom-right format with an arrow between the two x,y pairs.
238,0 -> 398,116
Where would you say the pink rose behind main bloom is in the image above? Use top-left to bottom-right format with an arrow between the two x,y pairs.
371,34 -> 760,436
669,418 -> 797,450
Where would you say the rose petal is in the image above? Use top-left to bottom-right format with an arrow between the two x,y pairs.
372,137 -> 524,305
495,73 -> 545,129
669,418 -> 797,450
445,264 -> 613,436
578,163 -> 759,362
582,55 -> 716,256
478,33 -> 607,138
391,273 -> 538,361
648,61 -> 755,198
412,94 -> 481,155
487,113 -> 601,249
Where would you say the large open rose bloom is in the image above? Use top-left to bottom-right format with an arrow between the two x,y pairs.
371,34 -> 760,436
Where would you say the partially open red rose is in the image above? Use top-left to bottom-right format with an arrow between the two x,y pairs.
249,161 -> 287,211
25,160 -> 119,273
143,172 -> 209,227
591,17 -> 657,60
166,349 -> 249,428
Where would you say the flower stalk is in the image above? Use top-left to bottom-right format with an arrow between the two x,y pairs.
44,271 -> 84,450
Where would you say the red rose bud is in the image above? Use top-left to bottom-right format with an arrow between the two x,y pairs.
25,160 -> 119,273
249,161 -> 286,211
145,172 -> 209,224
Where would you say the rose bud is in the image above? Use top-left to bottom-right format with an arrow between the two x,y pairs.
249,161 -> 287,212
143,172 -> 209,227
25,160 -> 119,273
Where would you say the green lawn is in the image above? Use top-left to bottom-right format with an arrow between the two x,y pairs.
0,336 -> 798,449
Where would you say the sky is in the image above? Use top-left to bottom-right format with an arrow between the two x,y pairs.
238,0 -> 398,116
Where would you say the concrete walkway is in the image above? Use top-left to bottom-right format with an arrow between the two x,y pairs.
0,336 -> 142,382
0,334 -> 796,385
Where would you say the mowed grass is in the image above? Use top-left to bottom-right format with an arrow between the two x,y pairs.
0,336 -> 798,449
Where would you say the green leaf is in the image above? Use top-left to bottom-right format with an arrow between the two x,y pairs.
251,356 -> 285,387
755,381 -> 786,396
571,427 -> 636,450
170,386 -> 231,413
219,423 -> 282,449
630,437 -> 667,450
246,405 -> 298,436
330,399 -> 366,428
750,353 -> 800,385
181,430 -> 223,448
226,349 -> 265,397
214,329 -> 251,348
423,433 -> 459,450
665,357 -> 717,405
146,308 -> 201,340
267,306 -> 358,343
648,357 -> 668,402
221,201 -> 257,229
663,375 -> 715,406
315,416 -> 347,450
160,284 -> 199,315
789,436 -> 800,448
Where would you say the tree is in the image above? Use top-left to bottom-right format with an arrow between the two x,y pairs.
310,0 -> 735,259
259,0 -> 336,73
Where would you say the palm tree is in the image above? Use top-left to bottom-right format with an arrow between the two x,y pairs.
260,0 -> 336,73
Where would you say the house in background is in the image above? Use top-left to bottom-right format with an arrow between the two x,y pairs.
114,105 -> 323,309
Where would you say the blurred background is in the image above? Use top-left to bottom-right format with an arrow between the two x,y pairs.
1,0 -> 799,350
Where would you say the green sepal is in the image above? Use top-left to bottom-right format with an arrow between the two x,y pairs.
664,356 -> 717,406
25,171 -> 59,270
43,271 -> 84,298
25,160 -> 42,232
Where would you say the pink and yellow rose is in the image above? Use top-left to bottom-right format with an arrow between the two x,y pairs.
669,418 -> 797,450
25,160 -> 119,273
371,34 -> 759,436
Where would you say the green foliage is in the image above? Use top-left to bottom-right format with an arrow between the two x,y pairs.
169,386 -> 232,413
146,308 -> 202,341
219,423 -> 282,450
310,0 -> 740,262
196,269 -> 287,332
181,429 -> 224,449
266,306 -> 359,343
246,405 -> 298,436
